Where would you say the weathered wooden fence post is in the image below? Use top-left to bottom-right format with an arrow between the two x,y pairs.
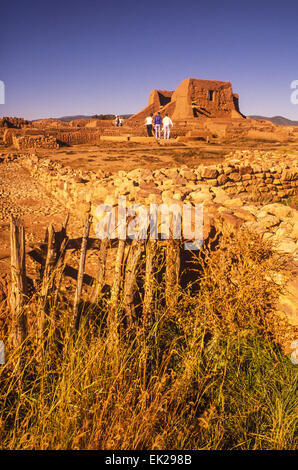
36,224 -> 57,360
122,239 -> 143,328
110,239 -> 126,310
71,215 -> 92,329
53,236 -> 69,308
91,237 -> 109,303
165,238 -> 181,312
10,217 -> 27,349
40,225 -> 56,302
108,239 -> 126,341
142,239 -> 157,328
52,214 -> 70,307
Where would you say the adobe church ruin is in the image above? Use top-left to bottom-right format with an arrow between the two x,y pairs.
2,76 -> 298,148
129,78 -> 244,123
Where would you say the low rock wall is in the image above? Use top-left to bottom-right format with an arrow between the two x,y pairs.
12,135 -> 59,150
20,149 -> 297,214
18,148 -> 297,257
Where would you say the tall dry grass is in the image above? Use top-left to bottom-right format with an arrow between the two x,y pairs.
0,228 -> 297,450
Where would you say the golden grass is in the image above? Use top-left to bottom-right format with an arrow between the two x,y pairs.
0,229 -> 297,450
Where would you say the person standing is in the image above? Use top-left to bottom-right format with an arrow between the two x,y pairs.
145,113 -> 153,137
154,112 -> 162,139
162,114 -> 173,139
115,115 -> 120,127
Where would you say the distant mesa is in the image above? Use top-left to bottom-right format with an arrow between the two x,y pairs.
129,77 -> 245,122
51,115 -> 91,122
249,115 -> 298,126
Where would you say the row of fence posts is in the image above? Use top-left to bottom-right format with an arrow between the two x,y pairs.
9,213 -> 181,354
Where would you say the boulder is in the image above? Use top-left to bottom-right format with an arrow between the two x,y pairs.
201,168 -> 218,179
263,203 -> 294,219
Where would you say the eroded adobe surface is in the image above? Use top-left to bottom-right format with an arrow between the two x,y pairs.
129,78 -> 243,123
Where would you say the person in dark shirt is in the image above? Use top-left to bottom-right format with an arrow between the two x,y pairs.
154,112 -> 162,139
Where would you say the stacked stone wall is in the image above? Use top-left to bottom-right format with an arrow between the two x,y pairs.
19,149 -> 297,219
12,135 -> 59,150
55,130 -> 102,145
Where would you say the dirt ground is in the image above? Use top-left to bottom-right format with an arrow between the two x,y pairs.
34,142 -> 227,172
10,140 -> 298,173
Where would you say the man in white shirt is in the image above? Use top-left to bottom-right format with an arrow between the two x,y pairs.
162,114 -> 173,139
145,113 -> 153,136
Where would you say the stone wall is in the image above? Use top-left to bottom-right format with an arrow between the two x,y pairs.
54,129 -> 102,145
19,150 -> 297,237
12,134 -> 59,150
0,117 -> 30,128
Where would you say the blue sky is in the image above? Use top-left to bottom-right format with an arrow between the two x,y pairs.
1,0 -> 298,120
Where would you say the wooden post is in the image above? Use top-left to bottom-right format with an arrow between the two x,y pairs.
71,216 -> 92,329
10,217 -> 27,349
40,225 -> 56,295
56,213 -> 70,252
62,213 -> 70,232
110,239 -> 125,311
52,213 -> 70,307
53,236 -> 69,308
91,237 -> 109,303
122,239 -> 143,328
143,239 -> 156,328
36,224 -> 57,359
108,239 -> 126,338
165,238 -> 181,312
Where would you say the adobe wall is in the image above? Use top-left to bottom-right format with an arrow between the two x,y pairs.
129,78 -> 244,123
171,78 -> 241,120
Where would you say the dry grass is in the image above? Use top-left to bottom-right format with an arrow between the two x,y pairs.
0,229 -> 297,450
248,183 -> 274,204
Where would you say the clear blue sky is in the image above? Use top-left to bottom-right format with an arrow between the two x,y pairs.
1,0 -> 297,120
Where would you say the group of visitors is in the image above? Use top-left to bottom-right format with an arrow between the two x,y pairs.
114,115 -> 123,127
145,112 -> 173,139
114,112 -> 174,139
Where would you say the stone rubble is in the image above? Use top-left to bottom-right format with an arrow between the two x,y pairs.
16,149 -> 297,257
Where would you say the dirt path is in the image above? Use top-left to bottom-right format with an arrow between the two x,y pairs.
25,143 -> 226,173
0,160 -> 83,277
20,141 -> 298,174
